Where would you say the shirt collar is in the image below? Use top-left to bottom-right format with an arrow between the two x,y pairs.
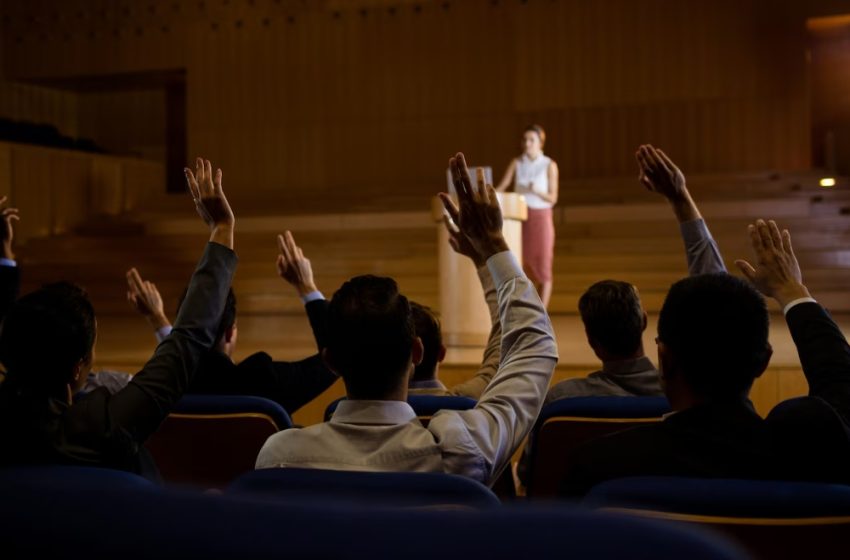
330,399 -> 418,426
600,356 -> 656,376
408,379 -> 447,390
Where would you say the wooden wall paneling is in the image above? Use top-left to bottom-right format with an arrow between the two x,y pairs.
11,145 -> 53,245
49,150 -> 90,235
121,158 -> 165,212
0,145 -> 11,202
90,156 -> 124,216
2,0 -> 821,206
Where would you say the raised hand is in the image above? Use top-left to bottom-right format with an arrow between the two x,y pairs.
184,157 -> 235,248
636,144 -> 687,200
126,267 -> 171,331
0,196 -> 19,260
735,219 -> 809,307
441,209 -> 485,267
439,153 -> 508,263
277,231 -> 318,297
636,144 -> 701,223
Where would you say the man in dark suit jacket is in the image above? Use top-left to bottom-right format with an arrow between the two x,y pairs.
559,216 -> 850,498
0,158 -> 238,476
120,230 -> 337,414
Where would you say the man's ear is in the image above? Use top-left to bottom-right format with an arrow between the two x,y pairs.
411,337 -> 424,366
657,340 -> 676,383
641,311 -> 648,332
437,344 -> 447,364
321,347 -> 340,376
224,323 -> 237,344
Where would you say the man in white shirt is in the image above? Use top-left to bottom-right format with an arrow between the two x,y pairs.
256,153 -> 559,485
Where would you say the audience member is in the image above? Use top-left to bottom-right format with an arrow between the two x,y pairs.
106,231 -> 337,414
255,153 -> 559,485
559,217 -> 850,497
388,213 -> 501,398
0,158 -> 237,477
546,145 -> 724,402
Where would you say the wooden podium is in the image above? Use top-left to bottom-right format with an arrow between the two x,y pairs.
431,192 -> 527,363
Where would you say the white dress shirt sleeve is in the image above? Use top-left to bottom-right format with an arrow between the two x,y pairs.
154,325 -> 173,343
429,250 -> 559,484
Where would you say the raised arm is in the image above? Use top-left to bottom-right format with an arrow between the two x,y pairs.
277,230 -> 328,351
495,159 -> 517,193
438,208 -> 500,399
736,219 -> 850,421
106,158 -> 237,442
0,196 -> 20,320
433,154 -> 558,484
636,144 -> 726,275
126,268 -> 173,343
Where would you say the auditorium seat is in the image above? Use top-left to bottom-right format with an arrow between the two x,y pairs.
145,395 -> 292,489
0,476 -> 748,560
324,394 -> 477,425
0,465 -> 154,492
228,468 -> 501,509
525,396 -> 671,498
584,476 -> 850,560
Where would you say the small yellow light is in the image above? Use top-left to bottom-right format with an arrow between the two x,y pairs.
820,178 -> 836,188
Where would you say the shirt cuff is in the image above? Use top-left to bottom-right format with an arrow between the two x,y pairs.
680,219 -> 711,244
783,297 -> 817,316
155,325 -> 173,343
301,291 -> 325,304
487,250 -> 523,287
0,258 -> 17,267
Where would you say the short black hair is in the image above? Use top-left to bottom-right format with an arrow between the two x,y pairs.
579,280 -> 645,358
327,275 -> 414,398
0,282 -> 96,389
658,273 -> 771,399
410,302 -> 442,382
177,287 -> 236,346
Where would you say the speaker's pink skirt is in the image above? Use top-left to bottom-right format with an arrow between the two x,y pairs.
522,207 -> 554,283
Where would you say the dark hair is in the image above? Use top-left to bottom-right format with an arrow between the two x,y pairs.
0,282 -> 96,389
410,302 -> 442,382
524,124 -> 546,147
658,273 -> 771,399
327,275 -> 414,398
177,287 -> 237,346
579,280 -> 645,358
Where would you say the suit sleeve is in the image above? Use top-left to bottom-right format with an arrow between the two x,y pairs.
305,299 -> 330,351
786,301 -> 850,425
106,242 -> 238,443
268,355 -> 338,413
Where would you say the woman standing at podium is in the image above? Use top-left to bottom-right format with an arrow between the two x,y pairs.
496,124 -> 559,308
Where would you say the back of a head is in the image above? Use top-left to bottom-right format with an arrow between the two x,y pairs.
0,282 -> 96,392
658,273 -> 770,399
410,302 -> 442,382
579,280 -> 644,359
177,286 -> 237,346
327,275 -> 414,399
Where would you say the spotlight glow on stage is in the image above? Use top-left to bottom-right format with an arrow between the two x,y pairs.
820,177 -> 836,188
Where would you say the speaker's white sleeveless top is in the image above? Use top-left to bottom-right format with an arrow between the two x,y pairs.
514,153 -> 553,209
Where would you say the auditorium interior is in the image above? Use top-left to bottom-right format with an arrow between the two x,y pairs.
2,1 -> 850,559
